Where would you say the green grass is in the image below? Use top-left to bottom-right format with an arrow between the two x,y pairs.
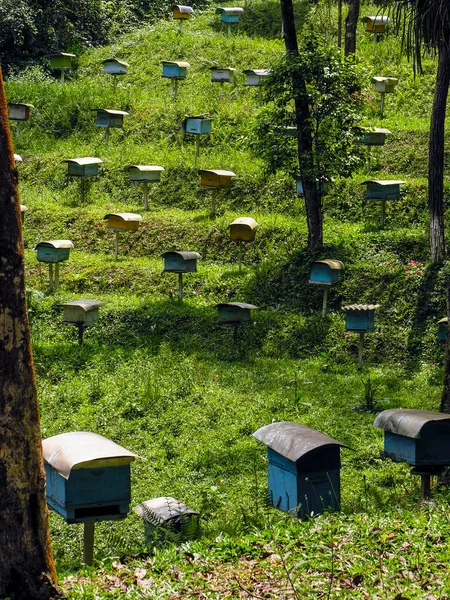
6,2 -> 450,597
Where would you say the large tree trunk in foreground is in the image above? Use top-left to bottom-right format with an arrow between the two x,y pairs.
0,68 -> 62,599
344,0 -> 360,56
428,44 -> 450,264
280,0 -> 323,251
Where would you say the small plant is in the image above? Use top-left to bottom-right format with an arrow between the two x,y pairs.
355,374 -> 379,413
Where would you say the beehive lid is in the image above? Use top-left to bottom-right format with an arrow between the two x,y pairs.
313,259 -> 344,271
133,497 -> 198,523
62,299 -> 105,312
8,102 -> 34,108
162,61 -> 190,68
253,421 -> 348,461
186,113 -> 209,120
103,58 -> 129,67
14,154 -> 23,163
229,217 -> 258,228
173,5 -> 194,13
372,76 -> 398,84
210,67 -> 237,72
374,409 -> 450,438
51,52 -> 76,58
244,69 -> 270,76
20,205 -> 28,212
43,432 -> 138,478
362,15 -> 390,23
199,169 -> 236,177
162,251 -> 201,260
354,127 -> 392,135
439,317 -> 448,324
64,157 -> 103,166
343,304 -> 380,311
129,165 -> 165,172
362,180 -> 405,186
35,240 -> 74,249
103,212 -> 143,222
216,6 -> 244,13
217,302 -> 257,310
96,109 -> 129,116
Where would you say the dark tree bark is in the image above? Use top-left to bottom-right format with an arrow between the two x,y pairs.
344,0 -> 360,56
280,0 -> 323,250
337,0 -> 343,49
428,44 -> 450,264
0,68 -> 62,599
440,282 -> 450,413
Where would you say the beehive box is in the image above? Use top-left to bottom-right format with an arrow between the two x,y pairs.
210,67 -> 236,83
353,127 -> 391,146
62,300 -> 105,325
64,157 -> 103,178
103,59 -> 129,75
362,15 -> 390,33
14,154 -> 23,164
438,317 -> 448,342
35,240 -> 74,264
216,6 -> 244,22
172,5 -> 194,19
49,52 -> 76,69
162,251 -> 201,272
162,61 -> 190,79
128,165 -> 165,182
182,116 -> 212,135
244,69 -> 269,86
199,169 -> 236,188
43,431 -> 138,524
217,302 -> 257,324
104,213 -> 142,231
229,217 -> 258,242
309,260 -> 344,285
363,180 -> 405,201
20,205 -> 27,224
343,304 -> 379,332
8,103 -> 33,121
372,76 -> 399,93
95,109 -> 129,128
253,421 -> 347,518
374,409 -> 450,467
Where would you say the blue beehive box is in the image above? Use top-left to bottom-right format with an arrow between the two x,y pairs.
309,260 -> 343,286
374,409 -> 450,467
344,304 -> 379,332
438,317 -> 448,342
216,6 -> 244,22
363,180 -> 405,201
35,240 -> 74,264
64,157 -> 103,178
182,115 -> 212,135
162,251 -> 201,272
253,422 -> 348,518
42,432 -> 138,524
103,58 -> 129,75
95,109 -> 129,129
162,61 -> 190,79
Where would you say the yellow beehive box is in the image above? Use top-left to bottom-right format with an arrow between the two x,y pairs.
229,217 -> 258,242
199,169 -> 236,189
103,213 -> 142,231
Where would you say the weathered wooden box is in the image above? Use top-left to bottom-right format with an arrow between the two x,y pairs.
172,5 -> 194,19
95,109 -> 128,128
217,302 -> 256,324
50,52 -> 76,69
199,169 -> 236,188
162,251 -> 201,272
438,317 -> 448,342
363,180 -> 405,201
103,59 -> 129,75
216,6 -> 244,22
62,300 -> 105,325
42,431 -> 138,524
8,103 -> 33,121
309,260 -> 343,286
372,76 -> 398,93
253,421 -> 347,518
362,15 -> 389,33
182,116 -> 212,135
162,61 -> 190,79
229,217 -> 258,242
129,165 -> 164,182
64,157 -> 103,178
344,304 -> 379,332
244,69 -> 269,86
35,240 -> 74,264
104,213 -> 142,231
210,67 -> 236,83
374,409 -> 450,467
353,127 -> 391,146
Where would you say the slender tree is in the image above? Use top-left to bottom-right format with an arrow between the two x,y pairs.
0,68 -> 62,599
345,0 -> 361,55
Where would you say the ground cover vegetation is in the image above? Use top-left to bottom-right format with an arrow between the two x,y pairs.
4,0 -> 450,596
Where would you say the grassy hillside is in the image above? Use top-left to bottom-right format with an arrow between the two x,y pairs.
6,2 -> 450,597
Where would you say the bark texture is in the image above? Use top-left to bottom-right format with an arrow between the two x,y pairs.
440,282 -> 450,413
280,0 -> 323,250
344,0 -> 360,56
428,44 -> 450,264
0,68 -> 62,599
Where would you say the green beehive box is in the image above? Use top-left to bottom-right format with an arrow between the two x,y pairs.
50,52 -> 76,69
129,165 -> 165,182
64,157 -> 103,178
353,127 -> 391,147
95,109 -> 129,129
363,180 -> 405,201
162,251 -> 201,273
35,240 -> 74,264
217,302 -> 257,325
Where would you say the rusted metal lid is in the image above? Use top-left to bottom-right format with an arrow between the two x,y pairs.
35,240 -> 74,249
162,61 -> 190,68
216,6 -> 244,13
253,421 -> 348,461
362,180 -> 405,186
374,409 -> 450,438
162,251 -> 201,260
129,165 -> 165,172
103,212 -> 143,221
96,109 -> 129,116
244,69 -> 270,76
217,302 -> 257,310
133,497 -> 198,524
42,431 -> 139,479
313,259 -> 344,271
14,154 -> 23,163
439,317 -> 448,324
199,169 -> 236,177
343,304 -> 380,311
103,58 -> 129,67
229,217 -> 258,229
173,5 -> 194,13
62,300 -> 105,312
63,157 -> 103,166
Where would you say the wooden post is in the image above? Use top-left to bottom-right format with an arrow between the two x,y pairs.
114,231 -> 119,259
367,147 -> 371,174
380,199 -> 386,228
233,323 -> 239,348
228,23 -> 231,35
358,331 -> 364,369
54,263 -> 60,291
60,69 -> 65,84
238,242 -> 242,272
380,93 -> 385,117
195,136 -> 200,160
113,77 -> 118,92
322,286 -> 328,317
171,79 -> 179,100
48,264 -> 53,292
421,473 -> 431,499
143,182 -> 149,211
15,123 -> 19,140
105,127 -> 110,146
83,522 -> 95,566
80,178 -> 85,203
178,272 -> 183,300
211,195 -> 216,218
179,20 -> 183,34
77,324 -> 84,345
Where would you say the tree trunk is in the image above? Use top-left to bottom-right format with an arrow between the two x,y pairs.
440,283 -> 450,413
337,0 -> 342,49
428,44 -> 450,264
344,0 -> 360,56
0,68 -> 62,599
280,0 -> 323,250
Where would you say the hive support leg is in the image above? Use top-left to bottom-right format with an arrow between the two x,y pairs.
114,231 -> 119,259
48,264 -> 54,292
83,522 -> 95,566
60,70 -> 65,84
105,127 -> 110,146
80,179 -> 85,203
195,136 -> 200,160
178,272 -> 183,300
143,182 -> 149,211
322,286 -> 329,317
77,324 -> 85,345
233,324 -> 239,348
210,195 -> 216,218
113,76 -> 118,92
54,263 -> 60,291
171,79 -> 179,100
421,474 -> 431,499
358,332 -> 365,369
228,23 -> 231,35
380,199 -> 386,228
179,20 -> 183,34
367,147 -> 371,174
238,242 -> 242,273
15,123 -> 20,140
380,93 -> 385,117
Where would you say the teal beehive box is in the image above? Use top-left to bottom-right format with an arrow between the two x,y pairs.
216,6 -> 244,23
244,69 -> 269,86
162,61 -> 190,79
217,302 -> 256,325
95,109 -> 128,128
129,165 -> 165,210
253,422 -> 347,518
310,260 -> 343,286
36,240 -> 74,264
64,157 -> 103,178
344,304 -> 379,332
438,317 -> 448,342
103,58 -> 129,75
353,127 -> 391,147
162,251 -> 201,300
182,115 -> 212,135
363,180 -> 404,201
